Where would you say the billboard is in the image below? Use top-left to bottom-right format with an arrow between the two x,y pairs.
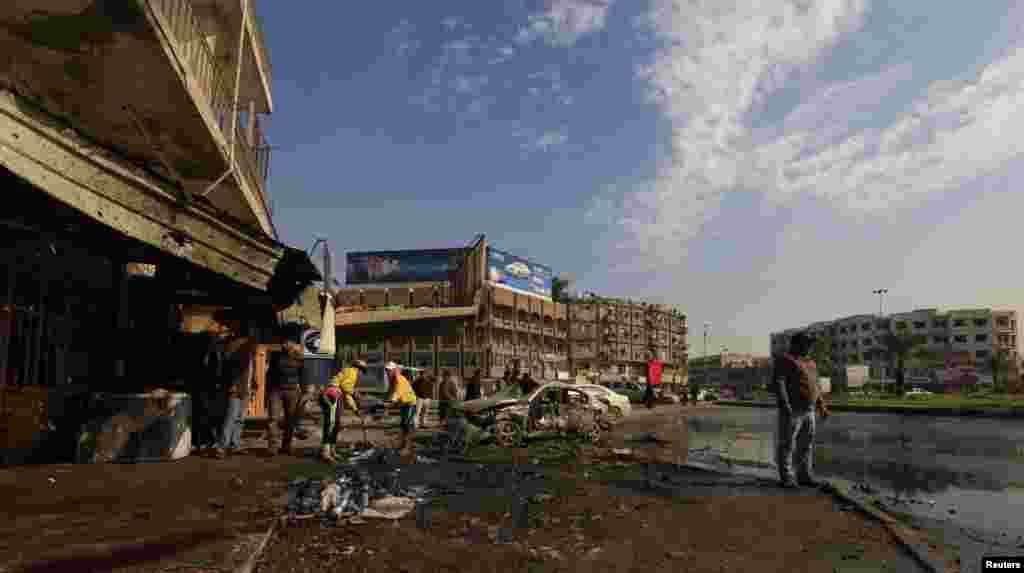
486,247 -> 553,299
346,249 -> 463,285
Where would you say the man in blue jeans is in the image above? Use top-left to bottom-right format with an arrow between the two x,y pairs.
213,313 -> 257,459
772,331 -> 830,489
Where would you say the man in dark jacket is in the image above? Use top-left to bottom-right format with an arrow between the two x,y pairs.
266,323 -> 306,456
772,331 -> 830,489
464,369 -> 483,401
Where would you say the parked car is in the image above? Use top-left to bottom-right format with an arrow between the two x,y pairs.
903,387 -> 934,399
574,384 -> 632,419
454,382 -> 612,447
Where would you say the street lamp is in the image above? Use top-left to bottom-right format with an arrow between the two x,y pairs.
703,322 -> 711,392
873,288 -> 888,384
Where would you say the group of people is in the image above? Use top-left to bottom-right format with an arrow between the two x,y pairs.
497,365 -> 540,396
188,315 -> 309,459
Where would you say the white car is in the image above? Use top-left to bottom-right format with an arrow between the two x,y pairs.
904,387 -> 933,398
575,384 -> 632,419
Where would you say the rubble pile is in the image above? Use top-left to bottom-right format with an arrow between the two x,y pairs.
286,448 -> 438,527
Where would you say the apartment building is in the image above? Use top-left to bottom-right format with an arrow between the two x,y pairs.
333,244 -> 688,382
771,308 -> 1020,384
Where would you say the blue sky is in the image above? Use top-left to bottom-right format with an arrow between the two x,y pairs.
262,0 -> 1024,355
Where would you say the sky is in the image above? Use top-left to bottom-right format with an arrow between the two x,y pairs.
261,0 -> 1024,356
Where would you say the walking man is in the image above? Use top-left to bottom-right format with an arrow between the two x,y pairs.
266,323 -> 305,456
319,357 -> 368,463
772,331 -> 830,489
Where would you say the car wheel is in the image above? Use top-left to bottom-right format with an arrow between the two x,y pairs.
494,419 -> 522,447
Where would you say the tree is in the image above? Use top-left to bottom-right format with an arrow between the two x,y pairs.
551,277 -> 568,303
991,349 -> 1010,394
880,329 -> 930,394
809,335 -> 834,377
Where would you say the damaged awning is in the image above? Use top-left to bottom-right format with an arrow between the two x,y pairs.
334,306 -> 478,342
0,90 -> 319,304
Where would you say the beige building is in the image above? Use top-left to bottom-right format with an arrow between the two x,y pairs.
771,308 -> 1020,383
332,248 -> 688,382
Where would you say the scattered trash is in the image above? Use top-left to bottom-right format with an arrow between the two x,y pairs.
416,455 -> 439,464
948,508 -> 957,515
611,448 -> 632,456
286,447 -> 438,526
665,550 -> 686,560
47,477 -> 55,485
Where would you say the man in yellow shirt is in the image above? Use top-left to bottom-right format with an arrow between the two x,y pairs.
319,358 -> 368,463
383,362 -> 417,449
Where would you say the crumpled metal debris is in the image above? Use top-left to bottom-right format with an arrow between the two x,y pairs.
287,448 -> 436,526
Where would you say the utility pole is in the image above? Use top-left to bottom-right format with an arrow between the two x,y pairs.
873,288 -> 888,385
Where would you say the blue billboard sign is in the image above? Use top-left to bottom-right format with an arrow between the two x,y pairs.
346,249 -> 463,285
487,247 -> 553,299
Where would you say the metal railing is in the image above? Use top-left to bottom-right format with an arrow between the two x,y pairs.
147,0 -> 271,208
245,0 -> 272,89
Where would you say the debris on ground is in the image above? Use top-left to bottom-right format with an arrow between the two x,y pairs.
287,448 -> 435,527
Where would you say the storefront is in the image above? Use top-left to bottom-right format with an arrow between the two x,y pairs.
0,168 -> 319,464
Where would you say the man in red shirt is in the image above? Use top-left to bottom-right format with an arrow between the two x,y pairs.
772,331 -> 830,489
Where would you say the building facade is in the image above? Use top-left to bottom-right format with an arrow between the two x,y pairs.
688,353 -> 770,398
771,308 -> 1020,386
333,251 -> 688,382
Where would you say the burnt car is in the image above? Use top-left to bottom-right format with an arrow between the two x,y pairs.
452,382 -> 612,448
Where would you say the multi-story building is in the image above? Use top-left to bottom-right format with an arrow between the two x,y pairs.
333,242 -> 688,382
771,308 -> 1020,385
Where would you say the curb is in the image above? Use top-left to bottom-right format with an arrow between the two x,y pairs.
825,485 -> 946,573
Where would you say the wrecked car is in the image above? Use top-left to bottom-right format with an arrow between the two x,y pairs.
451,382 -> 612,448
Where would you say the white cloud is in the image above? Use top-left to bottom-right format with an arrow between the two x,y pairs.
523,129 -> 569,152
517,0 -> 614,47
600,0 -> 1024,273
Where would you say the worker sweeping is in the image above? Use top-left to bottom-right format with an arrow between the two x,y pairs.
319,357 -> 368,463
382,362 -> 417,452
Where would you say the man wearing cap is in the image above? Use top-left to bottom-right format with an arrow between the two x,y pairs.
383,362 -> 417,449
772,331 -> 830,489
319,357 -> 368,463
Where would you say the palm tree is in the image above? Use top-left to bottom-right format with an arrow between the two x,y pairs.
991,349 -> 1010,394
880,329 -> 930,394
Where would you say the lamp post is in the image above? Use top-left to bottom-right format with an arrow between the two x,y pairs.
873,288 -> 888,384
703,322 -> 711,393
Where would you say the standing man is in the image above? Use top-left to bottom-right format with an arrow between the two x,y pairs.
265,323 -> 306,456
464,369 -> 483,401
383,362 -> 417,450
319,357 -> 368,463
413,371 -> 434,430
438,370 -> 462,425
772,331 -> 830,489
213,312 -> 257,459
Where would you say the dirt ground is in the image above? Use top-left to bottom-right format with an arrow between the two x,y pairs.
0,407 -> 924,573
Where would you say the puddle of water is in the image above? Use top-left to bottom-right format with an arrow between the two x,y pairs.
686,409 -> 1024,545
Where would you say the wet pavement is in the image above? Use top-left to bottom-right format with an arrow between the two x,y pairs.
678,405 -> 1024,572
